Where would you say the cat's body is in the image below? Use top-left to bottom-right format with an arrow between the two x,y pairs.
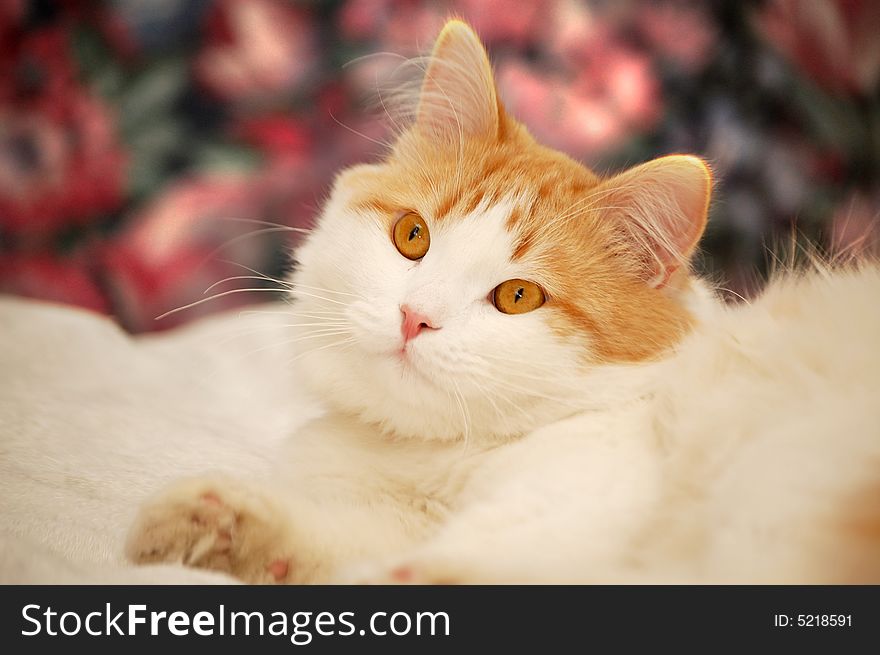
126,21 -> 880,584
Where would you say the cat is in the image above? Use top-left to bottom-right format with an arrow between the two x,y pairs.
125,19 -> 880,584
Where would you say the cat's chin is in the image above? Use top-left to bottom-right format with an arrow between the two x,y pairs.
393,346 -> 442,386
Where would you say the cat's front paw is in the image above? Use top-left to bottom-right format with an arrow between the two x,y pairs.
126,476 -> 295,584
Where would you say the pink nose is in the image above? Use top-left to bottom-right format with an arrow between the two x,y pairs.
400,305 -> 438,343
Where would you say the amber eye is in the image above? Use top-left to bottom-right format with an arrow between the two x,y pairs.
392,211 -> 431,260
492,279 -> 545,315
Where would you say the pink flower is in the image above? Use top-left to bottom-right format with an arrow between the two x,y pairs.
338,0 -> 395,41
497,43 -> 660,159
0,253 -> 109,314
636,1 -> 718,73
341,0 -> 547,51
453,0 -> 545,47
546,0 -> 603,64
195,0 -> 316,102
753,0 -> 880,96
338,0 -> 447,54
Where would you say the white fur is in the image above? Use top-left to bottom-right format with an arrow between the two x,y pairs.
0,297 -> 313,582
290,183 -> 596,442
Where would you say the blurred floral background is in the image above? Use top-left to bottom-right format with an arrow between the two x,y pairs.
0,0 -> 878,331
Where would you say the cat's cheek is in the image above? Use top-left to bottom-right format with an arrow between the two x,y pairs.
346,303 -> 403,356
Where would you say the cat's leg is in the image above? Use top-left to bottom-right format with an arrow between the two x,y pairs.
348,410 -> 662,584
125,475 -> 304,583
126,471 -> 440,584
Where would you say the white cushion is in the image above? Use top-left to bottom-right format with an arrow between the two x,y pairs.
0,296 -> 315,583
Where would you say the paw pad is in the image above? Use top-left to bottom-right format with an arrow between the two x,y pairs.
267,559 -> 290,582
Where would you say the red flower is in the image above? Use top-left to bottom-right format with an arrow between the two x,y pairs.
233,115 -> 312,163
0,92 -> 126,238
0,252 -> 109,314
0,27 -> 126,239
0,0 -> 25,41
753,0 -> 880,96
0,28 -> 79,113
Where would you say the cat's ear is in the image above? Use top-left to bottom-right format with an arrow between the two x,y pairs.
598,155 -> 712,287
416,20 -> 501,142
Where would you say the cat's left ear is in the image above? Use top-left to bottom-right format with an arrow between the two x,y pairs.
597,155 -> 712,287
415,20 -> 502,142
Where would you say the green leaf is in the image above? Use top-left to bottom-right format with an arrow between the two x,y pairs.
192,142 -> 263,174
119,58 -> 189,134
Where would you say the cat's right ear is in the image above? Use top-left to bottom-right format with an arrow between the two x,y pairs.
415,20 -> 502,142
596,155 -> 712,288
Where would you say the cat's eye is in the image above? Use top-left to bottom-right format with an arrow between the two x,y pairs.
392,211 -> 431,260
492,279 -> 545,315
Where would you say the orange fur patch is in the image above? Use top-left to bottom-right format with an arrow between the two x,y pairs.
342,118 -> 699,363
833,478 -> 880,583
338,20 -> 709,364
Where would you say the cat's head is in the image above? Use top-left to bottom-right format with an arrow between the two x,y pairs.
290,20 -> 711,441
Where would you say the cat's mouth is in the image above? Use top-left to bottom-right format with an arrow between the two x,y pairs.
393,345 -> 438,387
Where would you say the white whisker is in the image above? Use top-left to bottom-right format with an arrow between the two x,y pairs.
287,289 -> 350,306
287,337 -> 357,365
155,288 -> 285,321
216,217 -> 312,234
204,275 -> 291,295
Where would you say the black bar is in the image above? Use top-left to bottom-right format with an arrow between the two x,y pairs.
1,586 -> 877,652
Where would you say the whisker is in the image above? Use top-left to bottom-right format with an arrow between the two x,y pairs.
204,275 -> 291,295
237,309 -> 349,323
464,373 -> 534,424
327,109 -> 392,149
449,376 -> 471,447
715,286 -> 750,304
215,217 -> 312,234
342,50 -> 409,69
155,288 -> 285,321
221,260 -> 364,300
461,374 -> 516,427
287,289 -> 350,306
246,329 -> 353,356
288,283 -> 364,299
287,337 -> 357,364
204,226 -> 302,265
218,261 -> 297,290
468,370 -> 586,409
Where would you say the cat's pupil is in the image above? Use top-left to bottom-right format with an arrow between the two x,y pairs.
408,225 -> 421,241
514,287 -> 524,303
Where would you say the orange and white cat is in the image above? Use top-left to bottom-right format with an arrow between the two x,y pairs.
126,20 -> 880,584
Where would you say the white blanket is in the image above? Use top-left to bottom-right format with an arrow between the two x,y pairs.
0,296 -> 318,583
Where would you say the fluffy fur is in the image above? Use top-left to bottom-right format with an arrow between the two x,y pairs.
124,20 -> 880,584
